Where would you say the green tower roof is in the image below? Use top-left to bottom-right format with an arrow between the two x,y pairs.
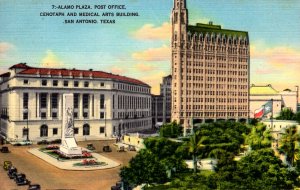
188,23 -> 248,39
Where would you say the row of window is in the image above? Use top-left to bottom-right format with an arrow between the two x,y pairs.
115,83 -> 150,94
23,78 -> 150,94
180,111 -> 249,117
184,61 -> 248,68
117,111 -> 151,119
117,95 -> 151,110
179,104 -> 249,110
27,124 -> 106,138
24,79 -> 105,88
114,119 -> 151,134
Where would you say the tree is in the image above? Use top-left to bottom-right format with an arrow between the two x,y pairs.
120,149 -> 167,187
276,108 -> 295,120
121,137 -> 187,187
279,125 -> 300,166
294,111 -> 300,124
245,123 -> 272,150
144,137 -> 187,175
187,132 -> 207,173
193,121 -> 250,157
159,121 -> 183,138
214,149 -> 299,189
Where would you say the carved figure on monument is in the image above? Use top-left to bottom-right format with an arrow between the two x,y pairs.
60,94 -> 82,155
65,107 -> 74,137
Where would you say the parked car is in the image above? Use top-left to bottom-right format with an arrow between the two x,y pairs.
103,145 -> 112,152
14,173 -> 26,182
10,140 -> 32,146
15,175 -> 30,186
117,146 -> 125,152
127,145 -> 136,151
0,146 -> 9,153
111,186 -> 121,190
37,140 -> 49,145
20,140 -> 33,146
50,139 -> 61,144
3,161 -> 12,170
86,143 -> 95,150
28,184 -> 41,190
7,167 -> 18,179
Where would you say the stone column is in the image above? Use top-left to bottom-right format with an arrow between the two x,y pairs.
47,93 -> 51,119
36,92 -> 40,118
89,94 -> 93,119
79,93 -> 83,119
58,93 -> 62,120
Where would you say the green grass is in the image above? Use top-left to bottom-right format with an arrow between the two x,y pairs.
73,162 -> 107,167
200,170 -> 214,177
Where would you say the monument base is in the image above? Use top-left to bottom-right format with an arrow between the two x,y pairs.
60,137 -> 82,155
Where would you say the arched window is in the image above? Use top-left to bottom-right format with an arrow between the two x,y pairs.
83,124 -> 90,136
40,125 -> 48,137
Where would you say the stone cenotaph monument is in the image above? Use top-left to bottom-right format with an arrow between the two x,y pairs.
60,94 -> 82,155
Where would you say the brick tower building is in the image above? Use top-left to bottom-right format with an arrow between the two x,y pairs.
171,0 -> 250,131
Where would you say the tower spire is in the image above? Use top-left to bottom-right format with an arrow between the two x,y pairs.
173,0 -> 187,10
171,0 -> 188,130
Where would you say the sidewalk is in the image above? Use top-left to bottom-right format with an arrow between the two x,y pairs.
28,148 -> 120,171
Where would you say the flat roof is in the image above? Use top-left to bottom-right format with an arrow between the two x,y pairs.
188,23 -> 248,38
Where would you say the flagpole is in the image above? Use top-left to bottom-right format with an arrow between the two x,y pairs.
271,98 -> 273,129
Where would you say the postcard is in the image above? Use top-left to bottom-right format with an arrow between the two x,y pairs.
0,0 -> 299,189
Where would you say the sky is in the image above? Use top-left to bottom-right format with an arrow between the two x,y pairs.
0,0 -> 300,94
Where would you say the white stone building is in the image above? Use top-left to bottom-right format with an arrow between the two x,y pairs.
263,119 -> 300,151
250,84 -> 299,118
0,63 -> 152,142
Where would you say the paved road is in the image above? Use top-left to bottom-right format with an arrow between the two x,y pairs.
0,140 -> 136,190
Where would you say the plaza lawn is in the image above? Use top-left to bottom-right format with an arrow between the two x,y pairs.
39,148 -> 93,160
73,161 -> 107,167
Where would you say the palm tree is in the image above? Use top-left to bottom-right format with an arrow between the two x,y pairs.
246,123 -> 272,150
279,125 -> 300,166
208,148 -> 227,160
187,131 -> 207,173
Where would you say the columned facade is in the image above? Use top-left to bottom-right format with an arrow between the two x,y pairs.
0,63 -> 152,142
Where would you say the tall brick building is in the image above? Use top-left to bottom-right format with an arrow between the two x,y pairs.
171,0 -> 250,130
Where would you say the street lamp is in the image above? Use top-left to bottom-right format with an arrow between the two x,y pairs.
23,108 -> 29,141
120,119 -> 123,136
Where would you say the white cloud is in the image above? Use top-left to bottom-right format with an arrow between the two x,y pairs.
132,45 -> 171,62
132,22 -> 171,40
41,50 -> 64,68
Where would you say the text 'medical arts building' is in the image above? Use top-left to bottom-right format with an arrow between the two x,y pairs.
171,0 -> 250,129
0,63 -> 152,142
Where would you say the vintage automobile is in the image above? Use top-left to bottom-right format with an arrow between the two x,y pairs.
111,186 -> 121,190
103,145 -> 112,152
117,145 -> 125,152
86,143 -> 95,150
37,140 -> 50,145
3,161 -> 12,170
14,173 -> 26,182
28,184 -> 41,190
15,174 -> 30,186
127,145 -> 136,151
10,140 -> 32,146
7,167 -> 18,179
111,181 -> 132,190
0,146 -> 10,153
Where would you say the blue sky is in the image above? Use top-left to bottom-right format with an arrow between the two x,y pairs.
1,0 -> 300,94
